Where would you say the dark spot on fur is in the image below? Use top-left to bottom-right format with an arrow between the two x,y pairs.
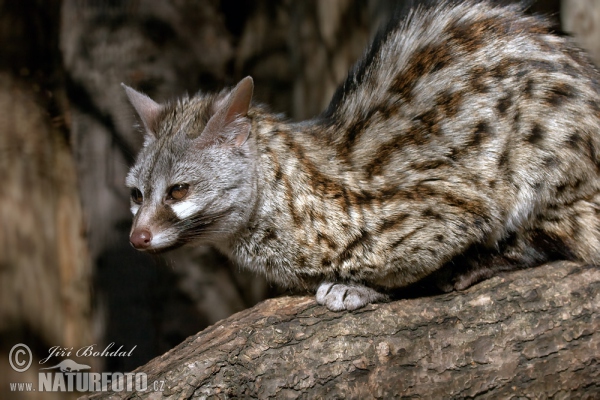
526,124 -> 544,145
380,214 -> 409,232
474,217 -> 485,230
496,94 -> 511,115
297,255 -> 307,268
543,155 -> 559,167
262,229 -> 277,243
366,136 -> 405,177
340,104 -> 395,159
390,44 -> 452,101
343,117 -> 369,152
524,79 -> 535,97
272,156 -> 283,181
516,68 -> 527,79
281,175 -> 302,227
374,103 -> 395,119
529,59 -> 558,73
491,61 -> 511,80
546,83 -> 575,107
498,146 -> 514,182
355,190 -> 377,205
414,110 -> 442,136
589,100 -> 600,115
390,228 -> 418,249
586,137 -> 600,170
365,161 -> 383,177
512,109 -> 522,132
435,234 -> 444,242
469,66 -> 489,93
336,187 -> 353,215
338,230 -> 370,264
566,131 -> 583,149
447,18 -> 497,53
423,207 -> 442,220
498,148 -> 510,167
379,186 -> 400,201
437,90 -> 463,118
317,232 -> 337,250
449,147 -> 461,161
367,114 -> 440,177
442,191 -> 487,217
471,121 -> 491,146
417,44 -> 453,74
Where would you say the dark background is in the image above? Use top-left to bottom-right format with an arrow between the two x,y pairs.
1,1 -> 597,398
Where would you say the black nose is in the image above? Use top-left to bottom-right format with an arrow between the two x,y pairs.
130,228 -> 152,249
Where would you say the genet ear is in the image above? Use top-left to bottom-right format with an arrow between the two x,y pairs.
200,76 -> 254,147
122,83 -> 162,141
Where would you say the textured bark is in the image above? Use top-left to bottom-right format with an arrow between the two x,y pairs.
85,261 -> 599,399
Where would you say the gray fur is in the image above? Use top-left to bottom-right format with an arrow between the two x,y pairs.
125,1 -> 600,311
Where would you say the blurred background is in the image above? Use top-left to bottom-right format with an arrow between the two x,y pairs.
0,0 -> 597,398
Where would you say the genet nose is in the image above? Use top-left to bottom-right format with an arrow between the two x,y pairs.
130,228 -> 152,249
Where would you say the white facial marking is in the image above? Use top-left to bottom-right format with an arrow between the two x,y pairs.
171,200 -> 201,220
130,204 -> 140,216
150,230 -> 177,249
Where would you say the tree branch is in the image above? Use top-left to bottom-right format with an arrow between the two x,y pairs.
85,261 -> 599,399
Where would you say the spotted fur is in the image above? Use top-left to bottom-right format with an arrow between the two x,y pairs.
125,1 -> 600,311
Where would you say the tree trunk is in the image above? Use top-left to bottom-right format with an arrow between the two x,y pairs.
84,261 -> 599,399
562,0 -> 600,66
0,0 -> 93,398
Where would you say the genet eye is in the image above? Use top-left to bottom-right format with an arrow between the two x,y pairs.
167,183 -> 189,201
131,188 -> 143,204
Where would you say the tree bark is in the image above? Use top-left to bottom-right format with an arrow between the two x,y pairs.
84,261 -> 599,399
0,0 -> 92,398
